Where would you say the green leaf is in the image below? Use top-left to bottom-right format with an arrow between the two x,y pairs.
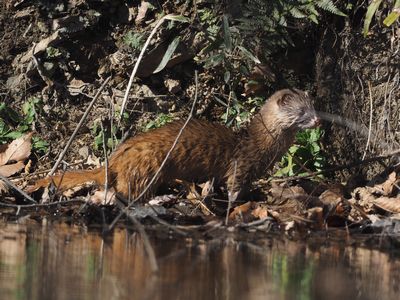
383,11 -> 400,27
164,15 -> 190,23
222,15 -> 232,52
237,46 -> 261,64
5,131 -> 23,139
383,0 -> 400,27
224,71 -> 231,84
32,136 -> 49,152
363,0 -> 383,37
204,53 -> 224,68
309,14 -> 319,24
153,36 -> 181,73
316,0 -> 347,17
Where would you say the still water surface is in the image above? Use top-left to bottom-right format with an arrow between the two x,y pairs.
0,221 -> 399,300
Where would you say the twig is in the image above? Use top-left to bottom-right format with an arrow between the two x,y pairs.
0,198 -> 85,208
237,217 -> 273,228
100,120 -> 110,204
225,160 -> 237,226
362,81 -> 374,160
108,70 -> 200,231
120,15 -> 172,120
49,76 -> 111,176
0,174 -> 36,203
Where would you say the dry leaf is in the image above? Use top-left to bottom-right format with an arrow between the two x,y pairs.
201,180 -> 213,198
353,186 -> 377,208
90,189 -> 117,205
229,201 -> 252,218
269,185 -> 306,199
135,1 -> 150,25
0,180 -> 9,195
251,206 -> 269,219
373,197 -> 400,213
0,161 -> 25,177
375,172 -> 398,196
0,132 -> 32,166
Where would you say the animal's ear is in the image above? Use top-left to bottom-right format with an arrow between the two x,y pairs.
277,92 -> 295,107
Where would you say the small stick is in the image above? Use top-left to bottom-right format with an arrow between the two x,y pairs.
0,198 -> 85,208
48,76 -> 111,176
108,71 -> 199,231
120,15 -> 171,120
0,174 -> 36,203
362,81 -> 374,160
238,217 -> 273,228
225,160 -> 238,226
100,120 -> 110,204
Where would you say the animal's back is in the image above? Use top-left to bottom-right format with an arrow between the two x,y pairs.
109,119 -> 238,198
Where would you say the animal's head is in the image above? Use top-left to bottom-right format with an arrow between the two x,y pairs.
262,88 -> 320,130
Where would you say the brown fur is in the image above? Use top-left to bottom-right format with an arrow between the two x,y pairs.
29,88 -> 319,201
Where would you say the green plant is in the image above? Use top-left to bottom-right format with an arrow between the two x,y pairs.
216,94 -> 265,128
197,0 -> 345,71
144,113 -> 174,131
123,31 -> 146,50
275,127 -> 326,177
46,46 -> 62,58
195,1 -> 345,131
363,0 -> 400,36
0,98 -> 48,152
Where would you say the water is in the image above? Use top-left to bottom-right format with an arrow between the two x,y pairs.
0,221 -> 399,300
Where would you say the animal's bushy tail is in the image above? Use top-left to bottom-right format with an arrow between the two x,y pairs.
26,167 -> 105,193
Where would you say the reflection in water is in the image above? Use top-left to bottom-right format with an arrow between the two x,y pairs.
0,221 -> 399,300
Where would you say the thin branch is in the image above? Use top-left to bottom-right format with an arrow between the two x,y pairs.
362,81 -> 374,160
119,15 -> 171,120
49,76 -> 111,176
0,174 -> 36,203
0,198 -> 85,208
100,120 -> 110,204
108,70 -> 199,231
225,160 -> 238,226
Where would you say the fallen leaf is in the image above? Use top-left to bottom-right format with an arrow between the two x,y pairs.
0,180 -> 8,195
90,188 -> 117,205
135,1 -> 150,25
251,205 -> 269,219
375,172 -> 398,196
0,133 -> 32,166
201,180 -> 213,198
373,197 -> 400,213
148,194 -> 177,206
0,161 -> 25,177
229,201 -> 255,220
268,185 -> 307,204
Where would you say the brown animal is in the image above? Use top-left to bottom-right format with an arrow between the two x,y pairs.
28,88 -> 319,201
